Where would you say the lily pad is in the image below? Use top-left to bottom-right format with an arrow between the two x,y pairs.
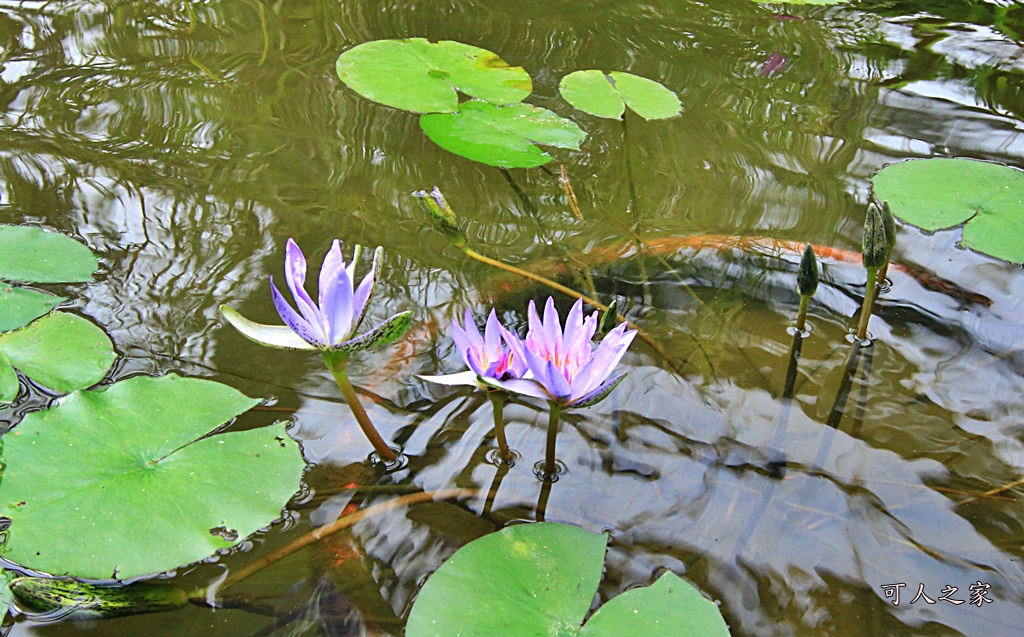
405,522 -> 730,637
0,374 -> 305,580
872,158 -> 1024,263
419,100 -> 586,168
336,38 -> 532,114
559,70 -> 681,120
0,225 -> 97,284
0,286 -> 64,333
0,311 -> 116,403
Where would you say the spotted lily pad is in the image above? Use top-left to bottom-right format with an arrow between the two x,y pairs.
0,311 -> 116,403
0,374 -> 305,580
336,38 -> 532,113
419,100 -> 586,168
872,158 -> 1024,263
406,522 -> 730,637
559,70 -> 681,120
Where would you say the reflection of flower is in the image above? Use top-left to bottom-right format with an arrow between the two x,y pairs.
420,309 -> 527,388
221,239 -> 410,352
486,297 -> 635,408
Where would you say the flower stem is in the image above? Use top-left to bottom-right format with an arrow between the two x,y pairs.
543,402 -> 564,480
486,390 -> 513,463
322,351 -> 396,463
795,294 -> 810,333
856,267 -> 879,341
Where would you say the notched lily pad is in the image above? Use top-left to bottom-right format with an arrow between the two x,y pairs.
560,70 -> 681,120
872,158 -> 1024,263
419,100 -> 587,168
0,311 -> 116,403
336,38 -> 532,113
0,374 -> 306,580
0,286 -> 64,333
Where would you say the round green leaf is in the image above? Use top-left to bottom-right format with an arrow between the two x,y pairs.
872,158 -> 1024,263
579,572 -> 731,637
406,522 -> 607,637
419,101 -> 587,168
336,38 -> 532,113
0,225 -> 97,283
0,286 -> 64,333
559,70 -> 681,120
0,374 -> 305,580
0,311 -> 115,403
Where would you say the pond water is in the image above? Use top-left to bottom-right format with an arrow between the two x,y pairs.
2,0 -> 1024,635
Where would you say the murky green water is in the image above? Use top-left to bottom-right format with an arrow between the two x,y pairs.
2,0 -> 1024,635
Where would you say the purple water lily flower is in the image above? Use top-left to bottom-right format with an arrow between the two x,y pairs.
221,239 -> 411,352
486,297 -> 635,408
420,309 -> 528,388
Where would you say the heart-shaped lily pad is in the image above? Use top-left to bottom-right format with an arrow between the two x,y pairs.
0,374 -> 306,580
405,522 -> 730,637
559,70 -> 681,120
872,158 -> 1024,263
419,100 -> 586,168
336,38 -> 532,113
0,311 -> 116,403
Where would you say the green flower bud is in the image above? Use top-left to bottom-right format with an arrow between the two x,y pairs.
880,200 -> 896,250
598,298 -> 619,336
797,244 -> 819,297
413,187 -> 466,248
862,203 -> 887,269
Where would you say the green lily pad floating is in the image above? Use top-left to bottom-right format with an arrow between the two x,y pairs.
0,311 -> 116,403
0,225 -> 97,284
0,374 -> 305,580
872,158 -> 1024,263
0,285 -> 64,333
336,38 -> 532,114
559,70 -> 681,120
405,522 -> 730,637
419,100 -> 586,168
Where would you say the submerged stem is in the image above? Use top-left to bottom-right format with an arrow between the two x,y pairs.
322,351 -> 396,463
487,390 -> 513,463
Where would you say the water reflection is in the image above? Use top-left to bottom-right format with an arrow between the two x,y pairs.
4,0 -> 1024,635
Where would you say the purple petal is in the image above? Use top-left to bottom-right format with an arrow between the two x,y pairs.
573,324 -> 635,396
542,359 -> 572,399
499,325 -> 529,378
561,298 -> 585,350
284,239 -> 325,335
450,318 -> 479,373
541,297 -> 563,353
271,277 -> 326,347
483,309 -> 503,360
527,299 -> 544,343
320,242 -> 355,344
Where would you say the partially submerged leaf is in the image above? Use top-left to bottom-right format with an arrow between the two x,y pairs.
0,311 -> 116,403
0,225 -> 97,283
560,70 -> 681,120
579,571 -> 731,637
336,38 -> 532,113
0,286 -> 64,333
872,158 -> 1024,263
0,374 -> 305,580
406,522 -> 606,637
419,100 -> 586,168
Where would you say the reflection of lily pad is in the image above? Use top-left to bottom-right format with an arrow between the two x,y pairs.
419,100 -> 586,168
406,522 -> 730,637
0,286 -> 64,333
0,311 -> 116,403
0,225 -> 97,284
559,70 -> 681,120
0,374 -> 305,580
872,158 -> 1024,263
336,38 -> 532,113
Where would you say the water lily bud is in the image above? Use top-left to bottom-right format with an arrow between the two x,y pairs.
862,203 -> 887,269
597,298 -> 619,336
880,200 -> 896,249
797,244 -> 818,297
413,187 -> 466,247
